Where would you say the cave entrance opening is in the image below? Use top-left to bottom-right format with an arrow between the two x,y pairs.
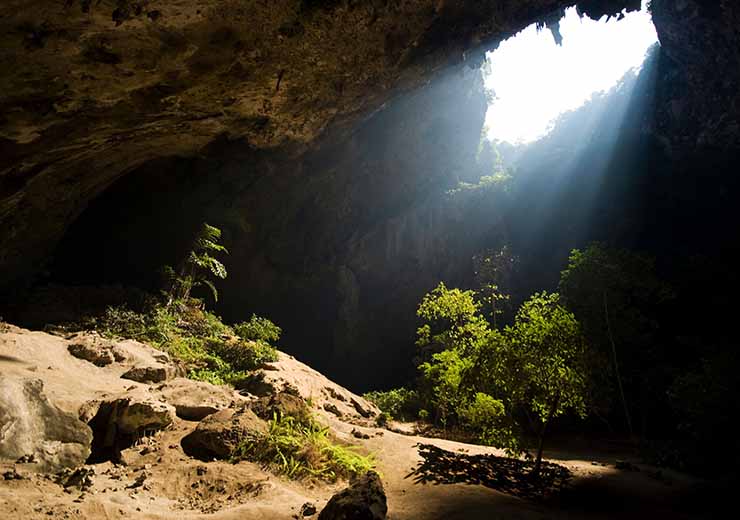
482,1 -> 658,146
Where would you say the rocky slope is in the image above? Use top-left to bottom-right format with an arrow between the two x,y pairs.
0,323 -> 717,519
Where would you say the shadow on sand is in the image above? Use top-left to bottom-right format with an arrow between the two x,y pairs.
405,443 -> 571,501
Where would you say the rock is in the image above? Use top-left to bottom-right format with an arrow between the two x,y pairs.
324,386 -> 347,402
251,392 -> 311,424
68,342 -> 115,367
233,372 -> 277,396
300,502 -> 318,516
84,391 -> 175,462
108,339 -> 173,366
181,407 -> 267,460
154,378 -> 242,421
351,398 -> 374,419
318,471 -> 387,520
121,364 -> 176,384
324,403 -> 342,417
3,468 -> 24,480
57,467 -> 95,490
15,454 -> 36,464
0,375 -> 92,471
351,428 -> 370,440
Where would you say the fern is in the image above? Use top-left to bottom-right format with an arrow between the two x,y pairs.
165,223 -> 228,305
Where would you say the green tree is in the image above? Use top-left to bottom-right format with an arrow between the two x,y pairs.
415,283 -> 491,425
502,292 -> 592,475
559,243 -> 671,437
415,282 -> 490,358
164,223 -> 228,305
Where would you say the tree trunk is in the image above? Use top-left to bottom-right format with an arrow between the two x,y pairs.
532,393 -> 559,477
603,291 -> 633,438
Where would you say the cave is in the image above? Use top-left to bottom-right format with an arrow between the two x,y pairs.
2,0 -> 740,518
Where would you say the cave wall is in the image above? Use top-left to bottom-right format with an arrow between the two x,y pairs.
650,0 -> 740,154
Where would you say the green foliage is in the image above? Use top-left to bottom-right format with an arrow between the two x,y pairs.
363,388 -> 421,422
232,413 -> 374,481
459,392 -> 521,452
164,223 -> 228,304
412,282 -> 595,466
415,283 -> 491,426
417,282 -> 481,331
504,292 -> 591,425
234,314 -> 282,344
205,337 -> 278,372
446,173 -> 512,196
82,300 -> 281,388
415,282 -> 491,359
419,348 -> 474,427
460,392 -> 504,429
559,243 -> 672,435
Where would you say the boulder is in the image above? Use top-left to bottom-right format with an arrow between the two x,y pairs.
0,375 -> 92,471
67,336 -> 115,367
318,471 -> 387,520
181,407 -> 267,460
250,392 -> 311,424
155,378 -> 243,421
121,364 -> 178,384
109,340 -> 172,365
83,391 -> 176,462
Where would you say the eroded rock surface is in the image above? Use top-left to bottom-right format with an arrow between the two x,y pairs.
155,378 -> 245,421
121,363 -> 180,383
68,340 -> 115,367
0,375 -> 92,471
83,388 -> 176,462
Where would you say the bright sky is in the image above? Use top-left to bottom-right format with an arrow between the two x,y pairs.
483,3 -> 658,144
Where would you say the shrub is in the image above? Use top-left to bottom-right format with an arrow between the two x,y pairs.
91,305 -> 152,340
232,414 -> 374,481
363,388 -> 422,422
234,314 -> 282,344
78,301 -> 281,389
205,337 -> 278,372
460,392 -> 505,430
459,393 -> 518,449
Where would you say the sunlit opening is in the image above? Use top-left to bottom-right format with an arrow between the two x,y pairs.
483,2 -> 658,144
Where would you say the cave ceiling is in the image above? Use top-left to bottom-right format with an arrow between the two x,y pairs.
2,0 -> 739,290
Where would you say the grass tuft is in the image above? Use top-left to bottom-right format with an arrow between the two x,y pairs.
232,413 -> 375,482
